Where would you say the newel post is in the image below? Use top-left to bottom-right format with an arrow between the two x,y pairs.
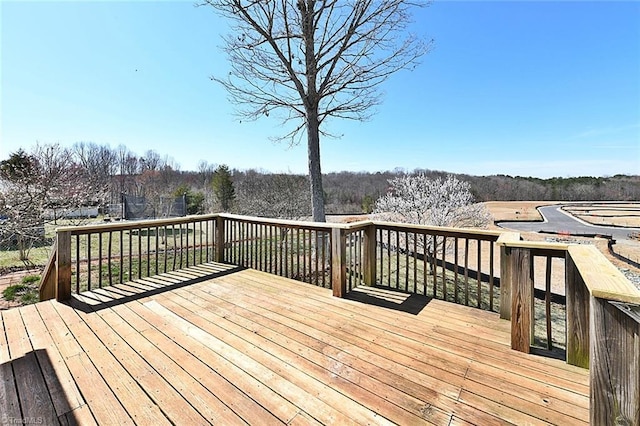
56,230 -> 72,302
509,247 -> 534,353
214,216 -> 225,263
499,245 -> 513,320
565,252 -> 590,368
362,224 -> 377,286
331,227 -> 347,297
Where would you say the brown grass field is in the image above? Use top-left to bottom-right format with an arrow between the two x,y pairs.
483,201 -> 559,223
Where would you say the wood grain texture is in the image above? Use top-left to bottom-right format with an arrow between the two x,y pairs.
56,230 -> 72,302
510,248 -> 534,353
331,227 -> 346,297
566,253 -> 590,368
590,299 -> 640,425
569,245 -> 640,304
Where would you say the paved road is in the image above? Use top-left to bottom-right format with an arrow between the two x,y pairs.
497,205 -> 640,241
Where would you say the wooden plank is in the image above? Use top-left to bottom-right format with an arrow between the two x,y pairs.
19,304 -> 86,418
40,236 -> 58,301
84,308 -> 220,425
157,291 -> 447,425
137,300 -> 367,426
216,275 -> 468,391
111,303 -> 282,425
160,285 -> 510,425
216,270 -> 588,406
590,299 -> 640,425
0,312 -> 22,422
461,378 -> 587,425
3,307 -> 58,424
193,279 -> 513,425
50,302 -> 171,425
113,302 -> 306,425
198,282 -> 523,425
11,351 -> 59,424
463,367 -> 588,424
35,302 -> 133,425
457,390 -> 551,426
499,245 -> 512,320
218,270 -> 589,391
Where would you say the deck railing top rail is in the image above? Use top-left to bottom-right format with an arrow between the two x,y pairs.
568,244 -> 640,305
53,213 -> 220,234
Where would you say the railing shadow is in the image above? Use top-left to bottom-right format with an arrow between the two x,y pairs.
66,262 -> 244,314
345,285 -> 432,315
1,348 -> 82,424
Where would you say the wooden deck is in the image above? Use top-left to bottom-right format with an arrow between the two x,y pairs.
1,263 -> 589,425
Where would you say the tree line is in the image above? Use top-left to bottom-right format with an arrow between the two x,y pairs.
2,142 -> 637,220
2,141 -> 638,260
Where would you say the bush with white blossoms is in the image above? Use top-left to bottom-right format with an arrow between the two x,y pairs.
373,174 -> 491,259
373,173 -> 491,228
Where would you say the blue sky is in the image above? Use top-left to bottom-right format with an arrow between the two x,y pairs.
1,1 -> 639,178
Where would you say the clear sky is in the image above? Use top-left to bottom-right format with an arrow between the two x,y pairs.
1,1 -> 639,178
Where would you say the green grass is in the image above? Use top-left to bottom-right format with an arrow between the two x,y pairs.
2,275 -> 41,305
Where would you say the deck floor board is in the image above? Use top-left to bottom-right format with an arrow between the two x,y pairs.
0,263 -> 589,425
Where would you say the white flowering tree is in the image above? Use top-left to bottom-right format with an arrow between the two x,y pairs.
373,173 -> 491,262
374,174 -> 490,228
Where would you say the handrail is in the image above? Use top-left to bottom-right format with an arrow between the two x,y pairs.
568,244 -> 640,304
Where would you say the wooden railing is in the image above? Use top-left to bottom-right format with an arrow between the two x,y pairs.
40,213 -> 640,423
40,214 -> 219,300
498,237 -> 640,424
220,215 -> 333,288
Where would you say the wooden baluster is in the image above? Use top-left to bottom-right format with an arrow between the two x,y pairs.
489,240 -> 495,312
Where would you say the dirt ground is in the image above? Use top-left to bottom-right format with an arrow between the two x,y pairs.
0,269 -> 42,310
483,201 -> 559,223
562,203 -> 640,228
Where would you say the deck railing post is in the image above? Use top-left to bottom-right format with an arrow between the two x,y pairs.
499,245 -> 513,320
590,299 -> 640,425
215,215 -> 225,263
566,252 -> 590,368
363,224 -> 377,286
510,247 -> 534,353
56,230 -> 72,301
331,227 -> 347,297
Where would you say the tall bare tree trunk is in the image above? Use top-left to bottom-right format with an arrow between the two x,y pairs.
306,107 -> 326,222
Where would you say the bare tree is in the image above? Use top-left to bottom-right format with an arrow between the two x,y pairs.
204,0 -> 431,221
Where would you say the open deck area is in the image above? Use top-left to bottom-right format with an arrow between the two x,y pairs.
2,263 -> 589,425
